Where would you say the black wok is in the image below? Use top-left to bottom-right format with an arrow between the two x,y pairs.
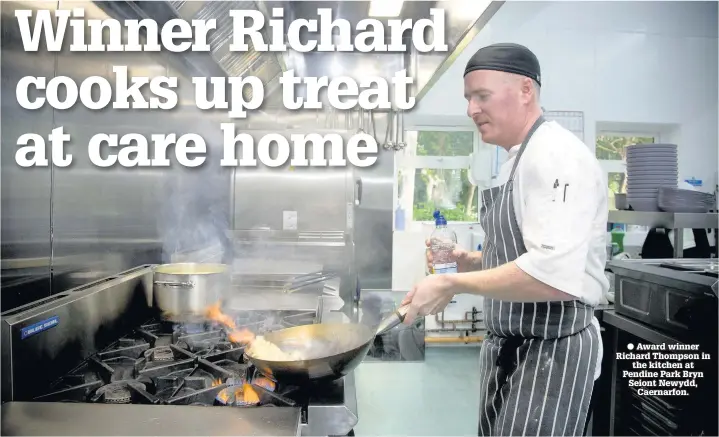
243,305 -> 409,385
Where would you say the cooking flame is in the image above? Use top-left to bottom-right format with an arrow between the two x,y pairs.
204,302 -> 256,345
242,383 -> 260,404
216,383 -> 260,406
228,329 -> 255,344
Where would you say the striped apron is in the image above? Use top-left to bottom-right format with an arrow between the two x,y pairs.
477,116 -> 599,437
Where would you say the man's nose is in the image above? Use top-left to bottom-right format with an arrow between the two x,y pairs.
467,100 -> 480,118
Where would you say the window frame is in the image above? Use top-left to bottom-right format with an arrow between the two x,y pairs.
596,130 -> 661,172
395,125 -> 483,227
595,130 -> 661,211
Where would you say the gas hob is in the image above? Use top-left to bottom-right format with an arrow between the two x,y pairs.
33,311 -> 316,407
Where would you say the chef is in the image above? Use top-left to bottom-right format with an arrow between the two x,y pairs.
402,43 -> 609,436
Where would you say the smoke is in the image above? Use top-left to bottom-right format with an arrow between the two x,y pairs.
156,161 -> 233,265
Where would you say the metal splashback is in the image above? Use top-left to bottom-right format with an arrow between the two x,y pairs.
230,130 -> 358,233
1,1 -> 233,310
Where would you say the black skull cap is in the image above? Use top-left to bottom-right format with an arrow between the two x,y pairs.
463,43 -> 541,86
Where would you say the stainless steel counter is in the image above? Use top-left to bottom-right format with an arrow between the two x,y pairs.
0,402 -> 302,436
607,210 -> 718,229
607,210 -> 719,258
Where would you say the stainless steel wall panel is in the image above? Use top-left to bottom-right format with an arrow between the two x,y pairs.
353,113 -> 395,290
1,2 -> 54,310
48,45 -> 168,291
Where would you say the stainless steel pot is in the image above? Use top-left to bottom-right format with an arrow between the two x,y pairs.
153,263 -> 231,321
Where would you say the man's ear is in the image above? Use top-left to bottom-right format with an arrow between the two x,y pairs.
521,77 -> 534,102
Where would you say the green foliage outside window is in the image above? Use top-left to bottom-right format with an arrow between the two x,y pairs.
405,131 -> 478,222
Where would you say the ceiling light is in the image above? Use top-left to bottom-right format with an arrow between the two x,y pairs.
369,0 -> 405,17
330,58 -> 342,76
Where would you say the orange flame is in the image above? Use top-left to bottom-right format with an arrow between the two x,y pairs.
216,383 -> 260,406
228,329 -> 255,344
205,302 -> 236,331
242,383 -> 260,404
204,302 -> 256,345
217,388 -> 231,404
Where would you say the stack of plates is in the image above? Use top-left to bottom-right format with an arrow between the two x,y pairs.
626,144 -> 678,211
658,187 -> 716,213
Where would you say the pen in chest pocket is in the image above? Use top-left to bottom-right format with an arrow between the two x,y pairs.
552,179 -> 569,203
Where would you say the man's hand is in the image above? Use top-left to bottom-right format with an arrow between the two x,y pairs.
425,239 -> 478,273
401,274 -> 455,324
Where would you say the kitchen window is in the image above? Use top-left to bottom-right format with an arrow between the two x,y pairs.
395,127 -> 489,228
595,132 -> 658,210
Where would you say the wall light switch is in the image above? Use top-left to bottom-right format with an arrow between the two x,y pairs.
283,211 -> 298,231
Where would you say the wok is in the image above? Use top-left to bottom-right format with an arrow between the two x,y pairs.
243,304 -> 409,385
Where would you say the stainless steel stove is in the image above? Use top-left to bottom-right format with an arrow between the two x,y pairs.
1,265 -> 358,436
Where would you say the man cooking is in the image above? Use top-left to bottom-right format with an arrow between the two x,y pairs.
402,43 -> 609,436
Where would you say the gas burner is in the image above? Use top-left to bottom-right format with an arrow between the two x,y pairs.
35,315 -> 310,409
215,383 -> 261,407
252,376 -> 277,392
182,323 -> 207,335
144,346 -> 174,362
176,331 -> 242,359
213,361 -> 250,380
91,381 -> 146,404
171,321 -> 214,337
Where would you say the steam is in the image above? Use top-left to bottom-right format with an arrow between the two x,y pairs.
156,160 -> 233,265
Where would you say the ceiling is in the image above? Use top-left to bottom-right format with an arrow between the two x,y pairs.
1,0 -> 504,126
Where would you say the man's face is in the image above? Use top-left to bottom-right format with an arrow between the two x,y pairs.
463,70 -> 527,147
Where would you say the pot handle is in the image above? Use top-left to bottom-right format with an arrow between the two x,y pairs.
154,280 -> 195,288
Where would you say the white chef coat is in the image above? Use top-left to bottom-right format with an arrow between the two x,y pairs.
492,120 -> 609,380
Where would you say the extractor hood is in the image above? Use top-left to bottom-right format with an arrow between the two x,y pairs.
92,0 -> 503,109
94,0 -> 286,102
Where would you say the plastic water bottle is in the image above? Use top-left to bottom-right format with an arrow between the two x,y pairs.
395,204 -> 405,231
430,210 -> 458,275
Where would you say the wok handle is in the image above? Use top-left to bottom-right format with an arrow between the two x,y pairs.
375,304 -> 411,336
395,304 -> 410,320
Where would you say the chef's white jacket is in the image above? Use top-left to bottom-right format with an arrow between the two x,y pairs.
493,120 -> 609,381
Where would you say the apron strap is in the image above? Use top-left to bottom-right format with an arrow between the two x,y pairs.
507,115 -> 546,190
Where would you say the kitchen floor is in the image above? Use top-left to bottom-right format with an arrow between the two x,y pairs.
354,346 -> 481,436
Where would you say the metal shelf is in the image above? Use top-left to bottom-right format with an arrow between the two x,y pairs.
608,211 -> 718,258
608,211 -> 718,229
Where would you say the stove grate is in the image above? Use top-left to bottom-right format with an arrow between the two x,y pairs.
34,310 -> 315,407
